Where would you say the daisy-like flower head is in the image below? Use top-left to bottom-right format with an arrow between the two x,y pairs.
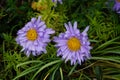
113,0 -> 120,14
16,16 -> 55,57
54,21 -> 92,65
52,0 -> 63,4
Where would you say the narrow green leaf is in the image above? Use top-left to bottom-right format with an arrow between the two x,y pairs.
83,74 -> 91,80
31,59 -> 62,80
104,75 -> 120,80
92,50 -> 120,55
13,63 -> 43,80
104,46 -> 120,50
43,73 -> 50,80
68,63 -> 77,76
59,67 -> 63,80
51,66 -> 59,80
91,57 -> 120,63
95,66 -> 103,80
89,39 -> 99,42
17,60 -> 43,68
95,36 -> 120,50
101,50 -> 120,55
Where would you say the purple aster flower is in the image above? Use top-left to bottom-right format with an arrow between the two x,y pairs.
54,21 -> 92,65
16,16 -> 55,57
52,0 -> 63,4
113,0 -> 120,14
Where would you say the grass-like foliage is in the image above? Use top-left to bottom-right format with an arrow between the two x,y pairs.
0,0 -> 120,80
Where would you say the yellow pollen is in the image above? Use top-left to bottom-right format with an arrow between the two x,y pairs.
67,37 -> 81,51
26,28 -> 38,41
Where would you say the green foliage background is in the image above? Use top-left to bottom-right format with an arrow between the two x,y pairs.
0,0 -> 120,80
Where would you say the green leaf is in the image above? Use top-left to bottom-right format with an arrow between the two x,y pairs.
92,49 -> 120,55
59,67 -> 63,80
17,60 -> 43,68
95,36 -> 120,50
94,66 -> 103,80
104,74 -> 120,80
91,57 -> 120,63
13,63 -> 43,80
31,59 -> 62,80
51,65 -> 59,80
68,63 -> 77,76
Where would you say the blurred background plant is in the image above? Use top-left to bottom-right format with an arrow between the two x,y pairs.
0,0 -> 120,80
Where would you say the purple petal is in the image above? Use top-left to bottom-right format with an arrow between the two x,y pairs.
38,22 -> 45,28
45,28 -> 55,34
82,26 -> 89,36
31,17 -> 37,23
68,22 -> 73,33
73,21 -> 77,30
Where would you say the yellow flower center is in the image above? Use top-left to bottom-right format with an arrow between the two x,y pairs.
26,28 -> 38,41
67,37 -> 81,51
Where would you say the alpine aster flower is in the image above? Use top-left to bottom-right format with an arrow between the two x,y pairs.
52,0 -> 63,4
54,21 -> 92,65
16,16 -> 55,57
113,0 -> 120,14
